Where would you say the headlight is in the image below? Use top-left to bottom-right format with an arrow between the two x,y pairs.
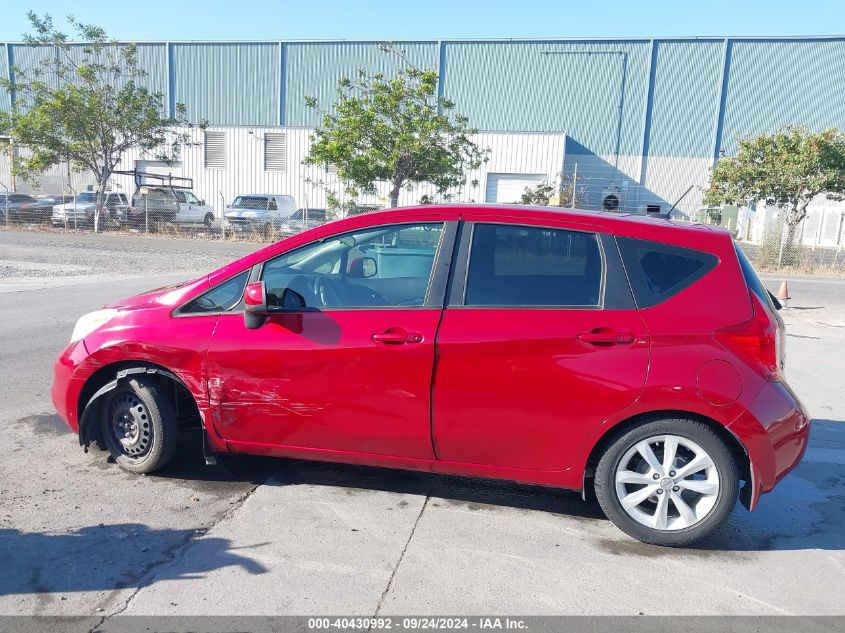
70,309 -> 118,343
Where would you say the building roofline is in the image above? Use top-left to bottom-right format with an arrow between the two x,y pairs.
1,35 -> 845,46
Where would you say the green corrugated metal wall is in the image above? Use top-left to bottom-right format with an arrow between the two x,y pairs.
172,43 -> 280,126
440,40 -> 650,155
2,37 -> 845,161
285,41 -> 439,127
720,39 -> 845,155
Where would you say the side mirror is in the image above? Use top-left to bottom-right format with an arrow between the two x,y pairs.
200,199 -> 206,205
244,281 -> 308,330
348,256 -> 377,279
244,281 -> 268,330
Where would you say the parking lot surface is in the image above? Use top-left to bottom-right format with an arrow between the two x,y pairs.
1,229 -> 843,618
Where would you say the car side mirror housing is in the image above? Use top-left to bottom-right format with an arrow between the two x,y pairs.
200,199 -> 206,205
244,281 -> 308,329
244,281 -> 268,330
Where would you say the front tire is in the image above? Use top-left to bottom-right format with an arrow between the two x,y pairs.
100,377 -> 178,474
594,417 -> 739,547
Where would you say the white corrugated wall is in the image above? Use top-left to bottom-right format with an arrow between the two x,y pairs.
107,128 -> 567,217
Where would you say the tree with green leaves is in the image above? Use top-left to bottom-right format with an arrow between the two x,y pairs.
303,48 -> 488,208
704,126 -> 845,244
0,12 -> 202,230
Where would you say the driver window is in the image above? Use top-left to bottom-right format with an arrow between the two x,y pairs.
261,223 -> 444,309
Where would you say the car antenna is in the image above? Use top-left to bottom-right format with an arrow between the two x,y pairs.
666,185 -> 694,219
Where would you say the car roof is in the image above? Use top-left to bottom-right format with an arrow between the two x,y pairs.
366,203 -> 719,232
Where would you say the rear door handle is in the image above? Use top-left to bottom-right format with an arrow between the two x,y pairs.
577,330 -> 635,345
372,328 -> 423,345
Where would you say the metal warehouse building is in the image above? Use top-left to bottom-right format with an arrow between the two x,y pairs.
2,36 -> 845,242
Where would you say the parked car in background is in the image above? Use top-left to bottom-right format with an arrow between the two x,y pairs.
174,190 -> 215,227
36,194 -> 75,207
128,187 -> 179,227
278,207 -> 328,237
51,204 -> 809,547
0,193 -> 54,223
51,192 -> 129,227
224,194 -> 297,234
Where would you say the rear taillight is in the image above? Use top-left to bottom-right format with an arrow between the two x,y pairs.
715,293 -> 781,381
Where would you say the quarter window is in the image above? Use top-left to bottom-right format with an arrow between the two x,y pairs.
465,224 -> 603,307
182,271 -> 249,314
616,237 -> 718,308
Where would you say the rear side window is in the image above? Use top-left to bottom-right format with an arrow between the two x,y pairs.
465,224 -> 603,307
617,236 -> 717,308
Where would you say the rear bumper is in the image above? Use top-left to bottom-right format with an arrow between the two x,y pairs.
728,380 -> 810,509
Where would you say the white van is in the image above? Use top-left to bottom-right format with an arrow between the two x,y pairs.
223,194 -> 297,234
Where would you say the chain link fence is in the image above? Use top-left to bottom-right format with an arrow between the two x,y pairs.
735,220 -> 845,276
3,189 -> 845,277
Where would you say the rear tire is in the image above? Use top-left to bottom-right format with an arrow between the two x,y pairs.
594,417 -> 739,547
99,377 -> 178,474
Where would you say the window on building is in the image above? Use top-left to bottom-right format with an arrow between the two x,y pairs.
464,224 -> 603,307
204,131 -> 226,170
264,132 -> 287,171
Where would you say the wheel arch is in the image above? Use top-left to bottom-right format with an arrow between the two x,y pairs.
582,409 -> 753,509
77,361 -> 200,449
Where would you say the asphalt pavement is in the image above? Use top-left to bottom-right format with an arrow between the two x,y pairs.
1,228 -> 843,619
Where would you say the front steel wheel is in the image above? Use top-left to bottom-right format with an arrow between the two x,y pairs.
594,418 -> 739,547
99,376 -> 178,474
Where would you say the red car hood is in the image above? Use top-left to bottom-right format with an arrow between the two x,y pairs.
104,276 -> 209,310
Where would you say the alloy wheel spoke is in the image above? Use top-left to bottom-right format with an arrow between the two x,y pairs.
616,470 -> 656,486
677,479 -> 719,495
674,453 -> 714,480
621,485 -> 658,509
671,493 -> 697,527
635,441 -> 663,473
662,435 -> 679,472
652,493 -> 670,529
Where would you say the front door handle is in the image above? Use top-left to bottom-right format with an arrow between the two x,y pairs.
577,329 -> 635,345
372,328 -> 423,345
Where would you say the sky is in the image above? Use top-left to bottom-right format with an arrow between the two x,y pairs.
0,0 -> 843,41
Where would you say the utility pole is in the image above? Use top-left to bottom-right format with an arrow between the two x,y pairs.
8,138 -> 15,191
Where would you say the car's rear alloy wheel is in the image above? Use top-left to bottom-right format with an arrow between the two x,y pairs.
100,376 -> 178,474
594,418 -> 739,547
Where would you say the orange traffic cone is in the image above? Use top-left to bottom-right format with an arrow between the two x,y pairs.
776,281 -> 790,308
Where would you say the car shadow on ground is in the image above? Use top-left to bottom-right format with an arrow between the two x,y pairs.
0,523 -> 268,597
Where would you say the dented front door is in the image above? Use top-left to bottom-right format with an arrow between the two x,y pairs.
205,309 -> 440,459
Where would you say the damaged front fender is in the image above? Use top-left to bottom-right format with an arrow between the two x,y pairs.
78,365 -> 185,451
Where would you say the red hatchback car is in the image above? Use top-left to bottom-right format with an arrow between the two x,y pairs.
52,205 -> 809,546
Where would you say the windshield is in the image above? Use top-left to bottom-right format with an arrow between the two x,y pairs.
75,192 -> 97,203
232,196 -> 270,210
